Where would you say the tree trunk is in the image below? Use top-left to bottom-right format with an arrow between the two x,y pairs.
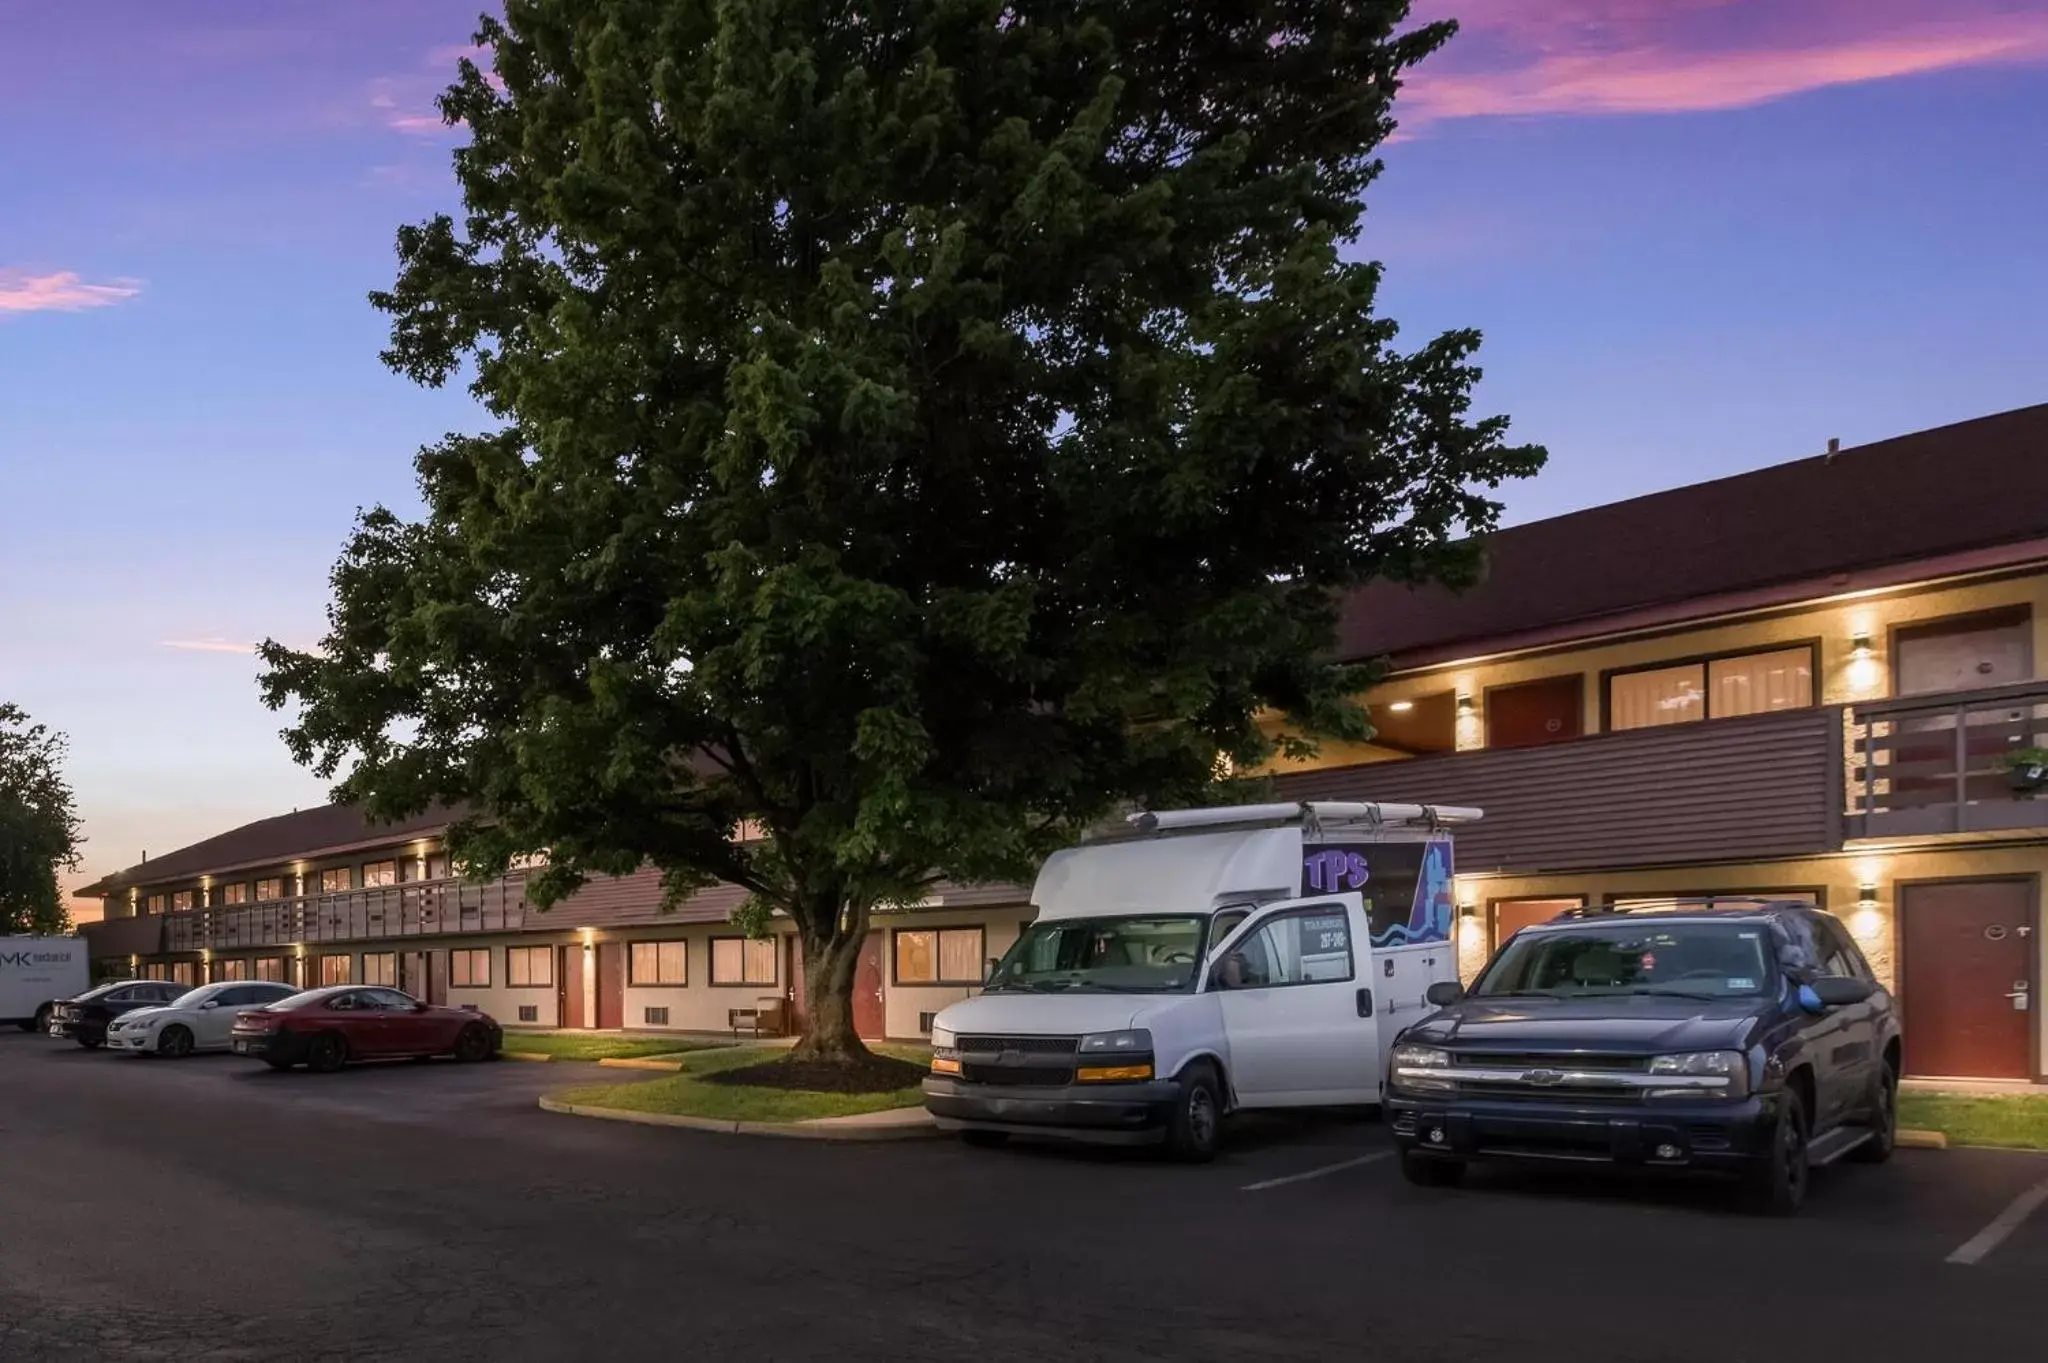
788,897 -> 873,1065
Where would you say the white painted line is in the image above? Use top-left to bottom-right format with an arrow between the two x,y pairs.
1241,1151 -> 1391,1192
1947,1176 -> 2048,1266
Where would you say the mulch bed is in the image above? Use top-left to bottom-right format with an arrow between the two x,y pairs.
700,1053 -> 929,1095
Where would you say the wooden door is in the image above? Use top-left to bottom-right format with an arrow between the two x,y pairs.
785,936 -> 809,1036
1493,897 -> 1585,951
595,942 -> 625,1030
1486,675 -> 1584,749
399,951 -> 428,1000
1896,609 -> 2032,696
853,932 -> 886,1039
559,944 -> 587,1029
1901,880 -> 2036,1080
427,950 -> 450,1006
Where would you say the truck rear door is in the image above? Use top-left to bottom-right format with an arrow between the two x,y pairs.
1207,894 -> 1377,1107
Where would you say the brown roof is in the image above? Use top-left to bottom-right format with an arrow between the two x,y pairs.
74,803 -> 465,898
1337,403 -> 2048,667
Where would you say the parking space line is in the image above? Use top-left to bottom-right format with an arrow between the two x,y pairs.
1947,1175 -> 2048,1266
1241,1151 -> 1390,1192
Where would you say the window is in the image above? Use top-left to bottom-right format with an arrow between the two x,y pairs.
1212,906 -> 1354,988
1476,922 -> 1772,999
990,916 -> 1209,993
709,937 -> 777,986
508,946 -> 553,987
211,958 -> 251,982
171,890 -> 195,912
1608,646 -> 1814,731
1815,917 -> 1872,982
221,882 -> 249,906
142,963 -> 169,981
362,987 -> 415,1010
254,957 -> 288,983
170,962 -> 198,987
361,952 -> 397,987
893,927 -> 986,985
146,893 -> 167,914
319,868 -> 352,893
361,860 -> 399,888
318,954 -> 352,986
450,948 -> 491,988
255,877 -> 285,902
644,1006 -> 670,1026
630,941 -> 688,986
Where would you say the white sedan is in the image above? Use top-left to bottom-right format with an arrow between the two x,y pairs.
107,982 -> 300,1057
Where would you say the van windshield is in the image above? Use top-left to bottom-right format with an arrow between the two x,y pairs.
985,916 -> 1209,994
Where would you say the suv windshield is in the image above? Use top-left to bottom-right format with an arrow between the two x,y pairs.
986,916 -> 1208,994
1474,921 -> 1775,1000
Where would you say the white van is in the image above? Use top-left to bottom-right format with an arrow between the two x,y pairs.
1,936 -> 92,1034
922,801 -> 1476,1159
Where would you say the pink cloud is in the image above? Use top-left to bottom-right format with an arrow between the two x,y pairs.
1403,1 -> 2048,128
0,269 -> 141,315
159,637 -> 258,655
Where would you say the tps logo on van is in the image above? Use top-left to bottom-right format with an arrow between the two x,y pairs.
1302,849 -> 1371,894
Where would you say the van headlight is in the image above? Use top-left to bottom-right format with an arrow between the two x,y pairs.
1389,1043 -> 1455,1094
929,1024 -> 955,1050
928,1024 -> 960,1075
1646,1050 -> 1749,1100
1076,1029 -> 1154,1083
1078,1029 -> 1151,1054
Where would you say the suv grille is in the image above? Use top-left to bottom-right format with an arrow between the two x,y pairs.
1453,1052 -> 1646,1071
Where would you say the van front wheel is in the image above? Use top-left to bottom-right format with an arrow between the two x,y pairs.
1164,1064 -> 1223,1163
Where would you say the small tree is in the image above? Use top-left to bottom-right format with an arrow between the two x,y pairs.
260,0 -> 1542,1064
0,704 -> 85,936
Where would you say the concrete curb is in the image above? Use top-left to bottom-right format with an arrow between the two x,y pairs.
1897,1128 -> 1949,1150
537,1095 -> 941,1141
595,1056 -> 689,1072
503,1051 -> 554,1063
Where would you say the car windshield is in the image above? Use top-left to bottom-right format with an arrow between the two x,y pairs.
1473,921 -> 1775,1000
985,915 -> 1209,994
168,986 -> 219,1008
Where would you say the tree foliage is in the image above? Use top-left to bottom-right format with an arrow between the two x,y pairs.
259,0 -> 1543,1059
0,704 -> 85,936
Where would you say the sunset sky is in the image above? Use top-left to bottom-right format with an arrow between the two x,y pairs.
3,0 -> 2044,914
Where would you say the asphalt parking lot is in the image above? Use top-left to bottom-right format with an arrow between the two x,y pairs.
4,1030 -> 2047,1363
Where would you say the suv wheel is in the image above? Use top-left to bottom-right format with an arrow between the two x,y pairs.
1401,1150 -> 1467,1187
1164,1063 -> 1223,1163
1745,1089 -> 1811,1216
1850,1062 -> 1898,1164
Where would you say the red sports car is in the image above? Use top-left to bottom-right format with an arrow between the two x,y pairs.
230,985 -> 502,1072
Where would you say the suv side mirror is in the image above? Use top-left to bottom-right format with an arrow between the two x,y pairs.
1424,981 -> 1466,1008
1807,976 -> 1874,1008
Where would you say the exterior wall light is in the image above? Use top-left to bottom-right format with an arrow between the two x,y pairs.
1850,631 -> 1873,660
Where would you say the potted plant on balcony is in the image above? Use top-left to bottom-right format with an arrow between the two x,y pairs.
1999,747 -> 2048,797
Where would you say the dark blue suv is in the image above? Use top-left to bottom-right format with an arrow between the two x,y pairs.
1385,900 -> 1899,1214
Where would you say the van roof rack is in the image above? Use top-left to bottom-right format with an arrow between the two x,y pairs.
1125,801 -> 1482,836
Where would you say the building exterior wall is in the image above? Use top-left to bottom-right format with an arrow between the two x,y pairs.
875,907 -> 1033,1040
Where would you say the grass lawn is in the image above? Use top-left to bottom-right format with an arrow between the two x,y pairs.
1899,1092 -> 2048,1151
550,1044 -> 931,1124
500,1033 -> 728,1062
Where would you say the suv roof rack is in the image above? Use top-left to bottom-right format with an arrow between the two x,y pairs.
1553,896 -> 1816,919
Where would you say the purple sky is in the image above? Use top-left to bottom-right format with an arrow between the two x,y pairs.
3,1 -> 2044,912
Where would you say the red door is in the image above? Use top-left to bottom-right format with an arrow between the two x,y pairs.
1901,880 -> 2036,1079
559,945 -> 587,1029
427,951 -> 449,1006
1493,898 -> 1585,951
595,942 -> 624,1030
853,932 -> 886,1039
785,936 -> 809,1036
1486,675 -> 1584,749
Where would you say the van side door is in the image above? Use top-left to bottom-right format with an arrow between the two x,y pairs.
1207,894 -> 1376,1107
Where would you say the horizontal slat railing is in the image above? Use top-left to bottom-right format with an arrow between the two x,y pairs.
1847,679 -> 2048,838
159,876 -> 530,953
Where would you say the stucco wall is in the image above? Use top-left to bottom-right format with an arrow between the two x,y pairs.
874,908 -> 1033,1039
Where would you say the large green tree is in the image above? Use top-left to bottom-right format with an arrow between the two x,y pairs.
0,704 -> 84,936
260,0 -> 1541,1062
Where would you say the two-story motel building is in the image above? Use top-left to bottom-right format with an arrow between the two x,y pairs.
80,405 -> 2048,1081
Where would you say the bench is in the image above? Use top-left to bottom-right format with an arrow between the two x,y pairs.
728,998 -> 786,1039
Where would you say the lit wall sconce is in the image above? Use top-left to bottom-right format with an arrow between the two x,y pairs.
1387,700 -> 1415,713
1857,882 -> 1879,911
1850,631 -> 1873,660
1458,901 -> 1478,918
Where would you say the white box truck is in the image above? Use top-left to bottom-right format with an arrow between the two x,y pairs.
923,800 -> 1475,1159
1,936 -> 91,1034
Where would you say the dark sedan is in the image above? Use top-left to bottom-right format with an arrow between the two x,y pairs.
230,986 -> 502,1072
48,980 -> 189,1049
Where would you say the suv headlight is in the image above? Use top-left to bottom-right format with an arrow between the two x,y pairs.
1389,1043 -> 1454,1094
1647,1050 -> 1749,1100
1076,1029 -> 1154,1083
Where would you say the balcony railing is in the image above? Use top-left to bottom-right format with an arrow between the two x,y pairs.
1846,679 -> 2048,840
159,876 -> 530,953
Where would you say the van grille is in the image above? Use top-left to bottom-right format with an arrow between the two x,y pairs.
961,1063 -> 1075,1087
957,1035 -> 1079,1055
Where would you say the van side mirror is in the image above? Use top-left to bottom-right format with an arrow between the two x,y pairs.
1209,953 -> 1247,991
1807,976 -> 1874,1008
1424,981 -> 1465,1008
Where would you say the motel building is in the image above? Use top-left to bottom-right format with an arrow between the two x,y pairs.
80,405 -> 2048,1081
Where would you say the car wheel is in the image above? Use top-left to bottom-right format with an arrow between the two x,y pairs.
30,1004 -> 52,1034
1745,1088 -> 1811,1216
77,1036 -> 102,1051
453,1024 -> 492,1063
1163,1063 -> 1224,1163
158,1025 -> 194,1059
1850,1063 -> 1898,1165
960,1130 -> 1011,1149
1400,1150 -> 1467,1187
263,1058 -> 296,1072
306,1033 -> 349,1074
